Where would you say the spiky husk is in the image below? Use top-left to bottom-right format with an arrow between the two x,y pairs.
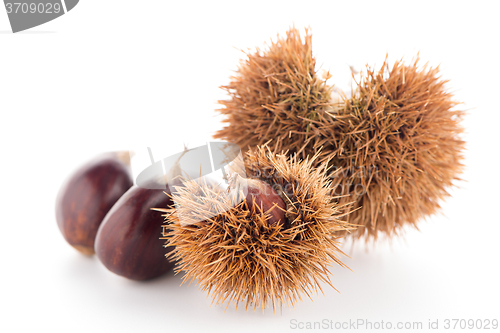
325,58 -> 465,239
214,26 -> 465,239
214,27 -> 333,160
162,146 -> 351,311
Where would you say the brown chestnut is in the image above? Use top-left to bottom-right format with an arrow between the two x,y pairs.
243,178 -> 286,227
56,152 -> 133,255
95,186 -> 175,281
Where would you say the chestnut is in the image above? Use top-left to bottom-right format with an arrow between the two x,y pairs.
95,186 -> 175,281
56,152 -> 133,255
243,178 -> 286,227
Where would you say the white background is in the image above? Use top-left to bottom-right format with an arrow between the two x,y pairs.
1,1 -> 499,332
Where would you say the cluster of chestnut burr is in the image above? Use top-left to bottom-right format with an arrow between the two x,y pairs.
56,27 -> 465,310
55,150 -> 286,281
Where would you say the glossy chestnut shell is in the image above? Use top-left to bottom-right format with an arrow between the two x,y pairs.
244,178 -> 286,227
95,186 -> 175,281
56,152 -> 133,255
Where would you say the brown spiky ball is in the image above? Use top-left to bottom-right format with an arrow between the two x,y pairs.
214,27 -> 333,160
215,27 -> 465,240
326,58 -> 465,238
161,147 -> 351,311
